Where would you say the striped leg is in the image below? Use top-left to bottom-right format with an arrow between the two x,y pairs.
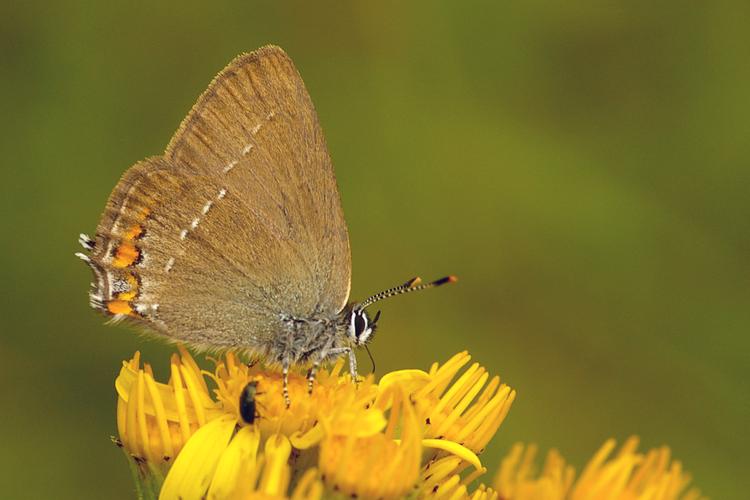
282,360 -> 291,409
307,361 -> 321,394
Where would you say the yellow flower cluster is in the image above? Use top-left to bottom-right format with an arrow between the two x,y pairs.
115,349 -> 514,499
494,437 -> 705,500
113,348 -> 703,499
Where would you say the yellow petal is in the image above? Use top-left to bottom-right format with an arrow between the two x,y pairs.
422,438 -> 483,470
259,434 -> 292,495
289,425 -> 325,450
159,415 -> 236,500
378,369 -> 431,394
205,425 -> 261,500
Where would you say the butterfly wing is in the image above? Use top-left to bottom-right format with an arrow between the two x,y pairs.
80,46 -> 351,350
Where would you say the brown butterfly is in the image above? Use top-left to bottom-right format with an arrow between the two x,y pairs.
77,45 -> 455,406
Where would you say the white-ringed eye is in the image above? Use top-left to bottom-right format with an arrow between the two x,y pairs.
348,310 -> 370,343
354,313 -> 367,337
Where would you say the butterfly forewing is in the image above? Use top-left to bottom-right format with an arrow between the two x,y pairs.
82,46 -> 352,351
165,46 -> 351,317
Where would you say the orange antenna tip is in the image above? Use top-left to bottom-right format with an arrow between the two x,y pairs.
432,275 -> 458,286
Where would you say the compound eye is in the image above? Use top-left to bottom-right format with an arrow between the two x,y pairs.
354,312 -> 368,338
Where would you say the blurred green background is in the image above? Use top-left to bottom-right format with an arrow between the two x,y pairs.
2,1 -> 748,498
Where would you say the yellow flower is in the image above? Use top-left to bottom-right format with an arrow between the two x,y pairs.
493,436 -> 706,500
114,348 -> 507,499
387,351 -> 517,454
115,348 -> 223,466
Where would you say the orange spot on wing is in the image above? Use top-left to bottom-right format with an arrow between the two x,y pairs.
113,242 -> 140,268
118,206 -> 149,241
123,224 -> 144,240
117,290 -> 137,301
107,300 -> 134,316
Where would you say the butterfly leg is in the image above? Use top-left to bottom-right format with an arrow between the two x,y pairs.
307,361 -> 321,394
282,359 -> 291,409
348,349 -> 358,383
326,347 -> 359,384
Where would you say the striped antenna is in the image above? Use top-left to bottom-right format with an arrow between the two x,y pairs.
356,275 -> 458,310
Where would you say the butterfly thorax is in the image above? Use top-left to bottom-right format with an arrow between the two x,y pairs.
268,312 -> 351,365
262,304 -> 376,368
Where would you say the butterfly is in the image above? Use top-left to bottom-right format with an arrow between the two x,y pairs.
77,45 -> 455,406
